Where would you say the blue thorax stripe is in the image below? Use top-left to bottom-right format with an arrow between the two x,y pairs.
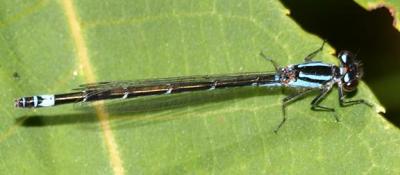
299,72 -> 332,81
297,62 -> 330,68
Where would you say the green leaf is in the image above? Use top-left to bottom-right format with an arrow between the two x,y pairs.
355,0 -> 400,30
1,0 -> 398,174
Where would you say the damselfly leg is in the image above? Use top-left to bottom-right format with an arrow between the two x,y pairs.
338,85 -> 373,107
304,40 -> 326,62
260,51 -> 294,133
274,88 -> 314,133
259,51 -> 279,72
310,83 -> 340,122
310,84 -> 335,112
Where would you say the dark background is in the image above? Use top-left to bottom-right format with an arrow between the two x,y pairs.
279,0 -> 400,127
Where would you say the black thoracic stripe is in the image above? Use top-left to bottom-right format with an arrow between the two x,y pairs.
295,65 -> 333,76
294,64 -> 333,83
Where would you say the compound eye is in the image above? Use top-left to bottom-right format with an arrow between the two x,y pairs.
342,73 -> 358,92
338,50 -> 354,65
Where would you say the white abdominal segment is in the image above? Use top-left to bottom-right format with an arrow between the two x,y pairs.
36,95 -> 55,107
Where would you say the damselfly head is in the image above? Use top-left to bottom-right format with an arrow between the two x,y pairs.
338,50 -> 364,92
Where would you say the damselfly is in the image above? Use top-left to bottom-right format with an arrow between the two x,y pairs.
15,42 -> 372,132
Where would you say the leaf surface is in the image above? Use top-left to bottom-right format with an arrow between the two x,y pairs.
0,0 -> 399,174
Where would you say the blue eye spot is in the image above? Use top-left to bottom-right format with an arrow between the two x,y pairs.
344,73 -> 350,82
340,53 -> 348,63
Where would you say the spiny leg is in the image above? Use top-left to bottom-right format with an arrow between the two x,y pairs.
311,88 -> 334,111
310,85 -> 340,122
304,40 -> 326,62
259,51 -> 279,72
274,88 -> 314,133
338,85 -> 373,107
